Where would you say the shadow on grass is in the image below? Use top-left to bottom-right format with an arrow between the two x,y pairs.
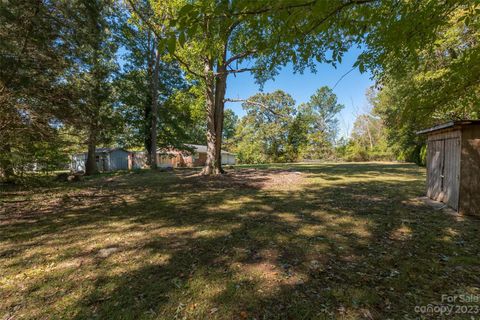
1,163 -> 479,319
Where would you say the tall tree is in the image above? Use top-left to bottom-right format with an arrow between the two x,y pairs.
129,0 -> 374,174
64,0 -> 119,175
118,1 -> 192,164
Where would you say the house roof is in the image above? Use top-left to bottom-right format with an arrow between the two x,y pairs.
417,120 -> 480,135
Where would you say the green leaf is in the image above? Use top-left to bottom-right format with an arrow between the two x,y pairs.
167,38 -> 176,54
178,4 -> 194,18
179,32 -> 186,47
358,62 -> 365,74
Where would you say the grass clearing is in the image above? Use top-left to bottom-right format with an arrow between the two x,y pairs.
1,162 -> 480,319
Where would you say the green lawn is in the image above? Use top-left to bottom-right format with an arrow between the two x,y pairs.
1,163 -> 479,319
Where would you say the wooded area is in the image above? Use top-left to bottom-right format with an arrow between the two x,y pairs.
0,0 -> 478,181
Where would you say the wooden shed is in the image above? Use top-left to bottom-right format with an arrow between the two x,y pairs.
418,120 -> 480,215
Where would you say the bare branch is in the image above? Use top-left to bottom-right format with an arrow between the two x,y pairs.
224,98 -> 252,103
332,67 -> 355,89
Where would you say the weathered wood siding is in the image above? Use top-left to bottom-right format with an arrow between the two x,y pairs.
426,129 -> 461,210
459,125 -> 480,216
443,137 -> 461,210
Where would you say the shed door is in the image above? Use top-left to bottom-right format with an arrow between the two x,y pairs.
443,138 -> 461,210
427,137 -> 460,210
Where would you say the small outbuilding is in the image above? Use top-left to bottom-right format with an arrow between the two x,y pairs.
71,148 -> 130,172
418,120 -> 480,215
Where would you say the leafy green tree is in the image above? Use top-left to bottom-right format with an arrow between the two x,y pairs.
360,1 -> 479,108
373,6 -> 478,117
128,0 -> 375,174
63,0 -> 119,175
234,120 -> 268,164
168,85 -> 208,146
234,90 -> 296,163
116,2 -> 202,160
296,86 -> 344,160
119,1 -> 191,167
233,87 -> 343,163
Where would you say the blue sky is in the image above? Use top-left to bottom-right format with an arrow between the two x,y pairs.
224,47 -> 374,139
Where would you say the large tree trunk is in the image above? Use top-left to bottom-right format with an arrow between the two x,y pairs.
85,126 -> 98,175
201,62 -> 227,175
149,47 -> 161,169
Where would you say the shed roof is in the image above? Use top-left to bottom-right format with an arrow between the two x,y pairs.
417,120 -> 480,135
73,148 -> 130,156
96,147 -> 130,153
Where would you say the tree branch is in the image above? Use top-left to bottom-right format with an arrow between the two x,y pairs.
215,67 -> 259,76
228,1 -> 317,17
332,67 -> 355,89
171,51 -> 205,79
225,49 -> 258,66
302,0 -> 374,36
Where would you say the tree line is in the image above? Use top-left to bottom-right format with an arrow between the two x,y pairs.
1,0 -> 478,182
229,87 -> 343,163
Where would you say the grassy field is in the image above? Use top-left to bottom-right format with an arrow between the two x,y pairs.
1,163 -> 479,319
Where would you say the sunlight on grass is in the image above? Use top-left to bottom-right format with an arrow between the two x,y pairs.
2,163 -> 479,319
439,226 -> 460,242
389,224 -> 413,241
